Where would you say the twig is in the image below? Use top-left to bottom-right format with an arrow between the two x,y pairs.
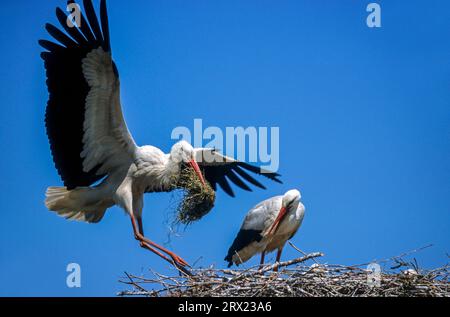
119,248 -> 449,297
257,252 -> 324,275
123,272 -> 148,293
288,242 -> 321,265
352,244 -> 433,268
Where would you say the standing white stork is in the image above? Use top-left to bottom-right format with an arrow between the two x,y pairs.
40,0 -> 281,273
225,190 -> 304,270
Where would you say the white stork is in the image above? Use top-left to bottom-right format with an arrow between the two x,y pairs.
225,190 -> 305,270
40,0 -> 281,273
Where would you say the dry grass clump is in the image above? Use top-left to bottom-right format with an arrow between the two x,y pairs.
119,246 -> 450,297
174,167 -> 216,225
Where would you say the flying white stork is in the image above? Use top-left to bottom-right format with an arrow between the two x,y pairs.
225,190 -> 304,270
40,0 -> 281,273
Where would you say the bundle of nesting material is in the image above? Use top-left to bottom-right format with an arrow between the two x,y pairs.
174,166 -> 216,225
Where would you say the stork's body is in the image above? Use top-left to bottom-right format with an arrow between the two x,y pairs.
46,143 -> 197,223
225,190 -> 305,269
40,0 -> 281,273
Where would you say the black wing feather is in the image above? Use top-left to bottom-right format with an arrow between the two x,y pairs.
225,229 -> 263,267
41,0 -> 113,189
55,8 -> 88,45
83,0 -> 103,43
201,161 -> 281,197
45,23 -> 77,48
100,0 -> 111,52
239,162 -> 282,183
226,169 -> 252,192
216,176 -> 235,198
233,165 -> 266,190
67,0 -> 96,42
38,40 -> 65,53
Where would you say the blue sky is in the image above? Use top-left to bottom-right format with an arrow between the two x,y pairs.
0,0 -> 449,296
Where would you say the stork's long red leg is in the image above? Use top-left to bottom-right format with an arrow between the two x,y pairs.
137,217 -> 144,236
130,216 -> 171,263
141,237 -> 190,267
130,214 -> 191,274
276,248 -> 283,262
137,235 -> 172,263
273,247 -> 283,272
259,251 -> 266,270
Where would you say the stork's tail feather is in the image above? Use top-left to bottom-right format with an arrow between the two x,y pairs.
45,187 -> 110,224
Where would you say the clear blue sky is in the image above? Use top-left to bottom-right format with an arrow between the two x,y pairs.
0,0 -> 448,296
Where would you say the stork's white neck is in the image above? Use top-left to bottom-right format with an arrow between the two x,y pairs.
162,153 -> 182,184
161,140 -> 194,188
134,145 -> 181,192
134,141 -> 195,192
275,200 -> 305,236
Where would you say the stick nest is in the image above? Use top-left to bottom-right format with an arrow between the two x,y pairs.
173,167 -> 216,225
119,247 -> 450,297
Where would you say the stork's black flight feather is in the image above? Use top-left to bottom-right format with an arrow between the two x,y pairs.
202,163 -> 282,198
40,0 -> 113,189
225,229 -> 263,267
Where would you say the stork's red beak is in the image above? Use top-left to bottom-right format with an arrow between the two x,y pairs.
189,159 -> 206,186
268,207 -> 287,235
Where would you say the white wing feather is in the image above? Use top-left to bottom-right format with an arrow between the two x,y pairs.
241,196 -> 282,233
81,47 -> 137,175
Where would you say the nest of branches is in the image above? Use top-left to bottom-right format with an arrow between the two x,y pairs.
173,167 -> 216,225
119,246 -> 450,297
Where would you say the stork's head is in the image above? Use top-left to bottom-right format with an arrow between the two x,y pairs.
268,189 -> 301,235
282,189 -> 301,209
170,141 -> 206,186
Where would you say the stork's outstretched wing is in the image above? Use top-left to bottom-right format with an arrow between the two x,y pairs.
194,149 -> 282,197
40,0 -> 136,189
